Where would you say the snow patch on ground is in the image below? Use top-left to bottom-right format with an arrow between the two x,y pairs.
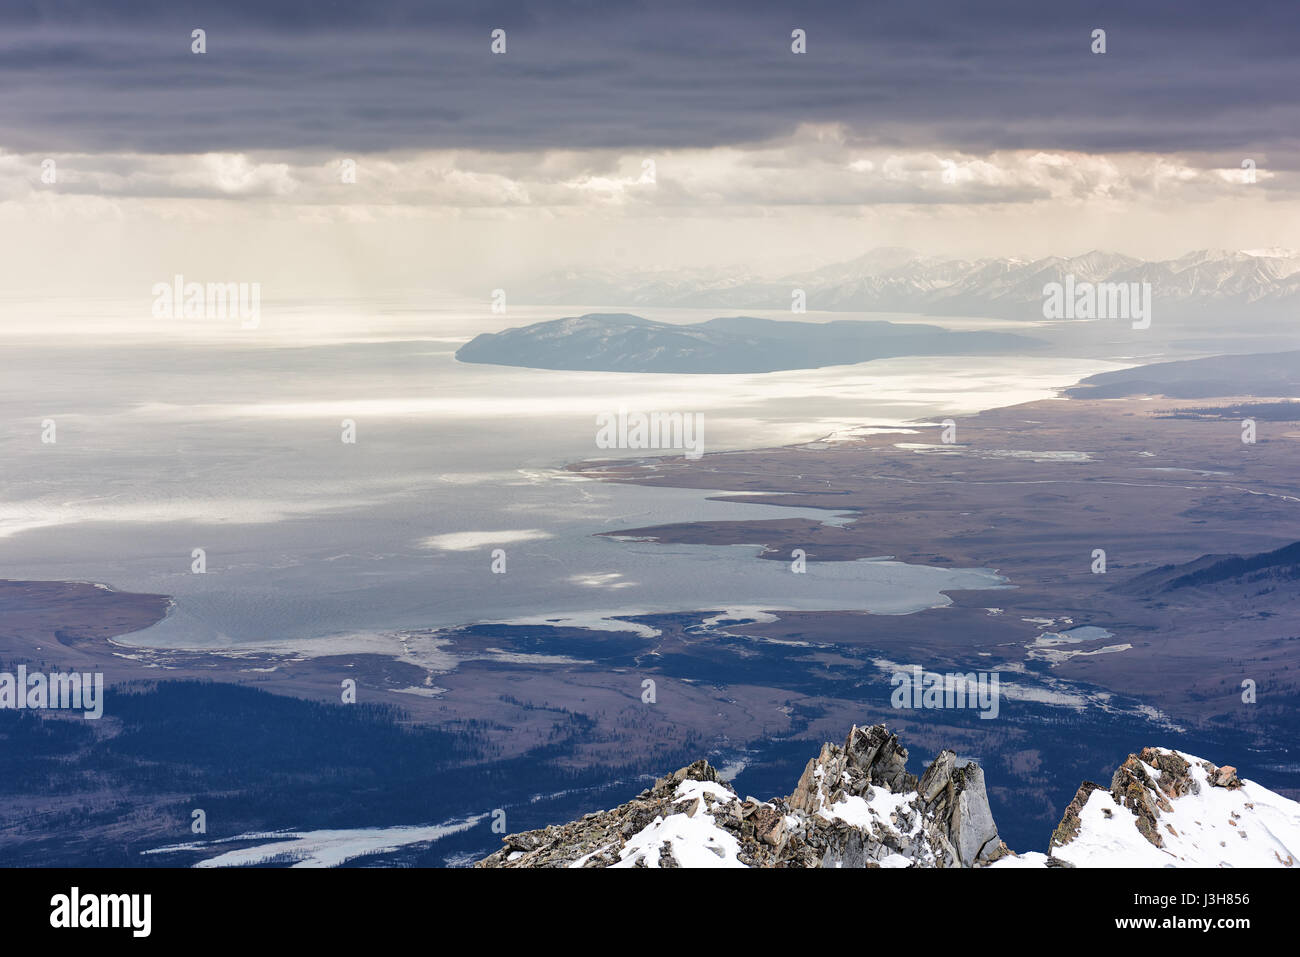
145,816 -> 485,868
613,780 -> 746,868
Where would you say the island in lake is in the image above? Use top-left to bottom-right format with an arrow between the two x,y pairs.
455,312 -> 1035,373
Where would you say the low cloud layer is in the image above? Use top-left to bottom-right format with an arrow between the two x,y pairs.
0,133 -> 1284,215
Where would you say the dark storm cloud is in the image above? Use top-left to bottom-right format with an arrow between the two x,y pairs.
0,0 -> 1296,157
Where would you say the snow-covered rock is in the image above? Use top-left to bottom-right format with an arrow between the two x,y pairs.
1023,747 -> 1300,868
478,724 -> 1009,868
479,730 -> 1299,869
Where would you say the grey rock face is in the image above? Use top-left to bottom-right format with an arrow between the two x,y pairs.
922,756 -> 1007,866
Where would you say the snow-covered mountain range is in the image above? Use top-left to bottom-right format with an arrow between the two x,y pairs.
477,724 -> 1300,868
523,248 -> 1300,319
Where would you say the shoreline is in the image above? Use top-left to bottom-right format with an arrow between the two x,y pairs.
5,352 -> 1299,739
4,353 -> 1300,864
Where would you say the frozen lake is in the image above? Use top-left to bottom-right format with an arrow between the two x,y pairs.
0,297 -> 1119,650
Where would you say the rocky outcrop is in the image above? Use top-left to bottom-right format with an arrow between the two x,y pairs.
1049,781 -> 1102,853
919,751 -> 1008,866
478,730 -> 1297,868
478,724 -> 1009,868
788,724 -> 916,814
1045,746 -> 1295,868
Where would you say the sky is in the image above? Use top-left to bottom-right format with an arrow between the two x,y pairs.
1,0 -> 1298,297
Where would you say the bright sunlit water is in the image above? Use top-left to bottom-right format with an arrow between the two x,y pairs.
0,297 -> 1124,649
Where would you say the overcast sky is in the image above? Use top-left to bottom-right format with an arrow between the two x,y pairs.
2,0 -> 1298,296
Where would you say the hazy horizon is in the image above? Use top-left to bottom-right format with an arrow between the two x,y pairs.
3,1 -> 1300,300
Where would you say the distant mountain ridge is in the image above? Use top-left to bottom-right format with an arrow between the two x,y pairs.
1065,350 -> 1300,399
455,313 -> 1033,374
521,248 -> 1300,319
1116,541 -> 1300,596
